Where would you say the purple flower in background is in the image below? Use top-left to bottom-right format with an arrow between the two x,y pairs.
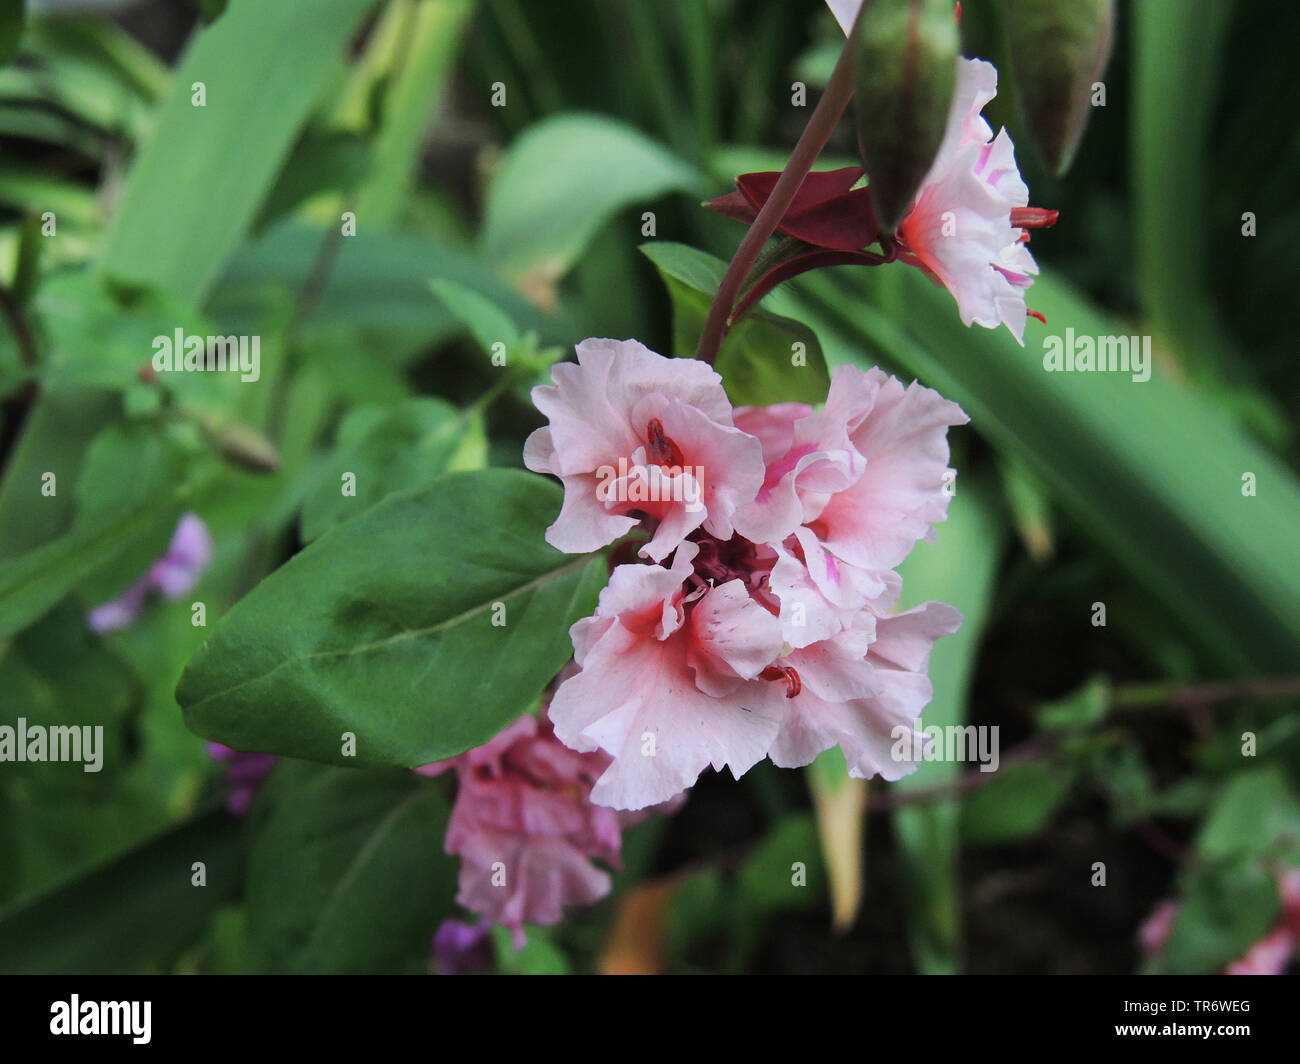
206,743 -> 278,816
431,919 -> 494,975
87,513 -> 213,633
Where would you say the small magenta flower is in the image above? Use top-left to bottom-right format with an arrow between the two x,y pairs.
206,742 -> 278,816
88,513 -> 213,633
418,713 -> 627,948
431,919 -> 494,976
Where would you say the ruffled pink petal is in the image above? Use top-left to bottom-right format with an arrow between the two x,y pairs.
815,368 -> 967,573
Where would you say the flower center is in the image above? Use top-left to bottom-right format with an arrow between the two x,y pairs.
645,418 -> 685,469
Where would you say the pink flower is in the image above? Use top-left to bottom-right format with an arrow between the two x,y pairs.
523,338 -> 765,562
548,542 -> 788,811
538,351 -> 966,811
896,58 -> 1051,345
419,714 -> 627,948
88,513 -> 213,633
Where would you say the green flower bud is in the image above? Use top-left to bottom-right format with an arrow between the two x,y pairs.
197,414 -> 281,474
853,0 -> 960,232
1004,0 -> 1115,176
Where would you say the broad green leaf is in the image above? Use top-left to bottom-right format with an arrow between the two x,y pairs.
892,486 -> 1002,973
482,114 -> 701,286
0,806 -> 241,974
178,469 -> 604,767
300,398 -> 485,541
245,763 -> 455,974
641,241 -> 830,405
794,267 -> 1300,674
99,0 -> 378,307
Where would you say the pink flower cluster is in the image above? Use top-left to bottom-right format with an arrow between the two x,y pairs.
418,713 -> 626,949
526,339 -> 966,812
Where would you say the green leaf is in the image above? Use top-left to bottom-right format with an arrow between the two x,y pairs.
75,422 -> 192,603
640,241 -> 829,405
99,0 -> 378,308
490,924 -> 571,974
1156,858 -> 1278,975
355,0 -> 475,225
726,814 -> 823,972
1195,767 -> 1300,866
1037,675 -> 1110,732
430,278 -> 521,352
0,489 -> 186,639
210,223 -> 558,362
0,807 -> 242,974
0,387 -> 120,559
253,128 -> 372,232
962,760 -> 1074,846
178,470 -> 604,767
892,486 -> 1002,973
245,763 -> 455,974
0,601 -> 136,783
482,114 -> 701,285
300,398 -> 486,542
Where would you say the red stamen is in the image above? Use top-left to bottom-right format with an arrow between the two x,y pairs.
1027,310 -> 1046,325
760,664 -> 802,699
646,418 -> 685,468
955,2 -> 962,24
1010,207 -> 1059,229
